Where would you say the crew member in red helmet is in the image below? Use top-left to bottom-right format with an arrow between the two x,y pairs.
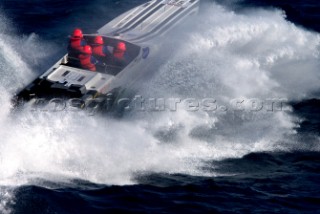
68,28 -> 87,56
78,45 -> 104,71
113,42 -> 128,66
91,36 -> 111,58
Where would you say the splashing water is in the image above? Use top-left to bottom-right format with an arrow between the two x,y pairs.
0,3 -> 319,201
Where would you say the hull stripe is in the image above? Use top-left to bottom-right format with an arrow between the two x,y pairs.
112,0 -> 163,35
117,3 -> 165,34
131,2 -> 199,42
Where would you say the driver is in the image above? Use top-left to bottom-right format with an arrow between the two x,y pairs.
113,42 -> 127,66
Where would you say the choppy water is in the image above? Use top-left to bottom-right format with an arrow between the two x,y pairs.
0,0 -> 319,213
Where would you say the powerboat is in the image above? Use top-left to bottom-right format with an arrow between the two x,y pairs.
14,0 -> 200,111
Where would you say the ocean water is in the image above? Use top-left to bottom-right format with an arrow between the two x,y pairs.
0,0 -> 319,213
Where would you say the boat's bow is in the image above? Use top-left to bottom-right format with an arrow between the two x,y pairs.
98,0 -> 200,43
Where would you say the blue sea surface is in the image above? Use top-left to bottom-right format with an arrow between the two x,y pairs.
0,0 -> 319,213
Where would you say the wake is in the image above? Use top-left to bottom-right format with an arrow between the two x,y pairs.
0,3 -> 319,197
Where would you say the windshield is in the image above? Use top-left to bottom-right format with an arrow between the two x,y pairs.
65,35 -> 141,75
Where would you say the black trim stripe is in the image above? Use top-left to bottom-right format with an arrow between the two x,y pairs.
78,76 -> 85,82
62,71 -> 70,77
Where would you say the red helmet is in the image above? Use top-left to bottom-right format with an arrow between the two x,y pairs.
94,36 -> 104,45
116,42 -> 126,51
82,45 -> 92,54
72,28 -> 83,38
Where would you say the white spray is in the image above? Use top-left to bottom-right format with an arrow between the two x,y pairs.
0,4 -> 319,197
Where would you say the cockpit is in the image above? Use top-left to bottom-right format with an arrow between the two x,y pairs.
65,35 -> 141,76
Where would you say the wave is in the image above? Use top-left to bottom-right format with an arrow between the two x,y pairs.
0,2 -> 319,196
